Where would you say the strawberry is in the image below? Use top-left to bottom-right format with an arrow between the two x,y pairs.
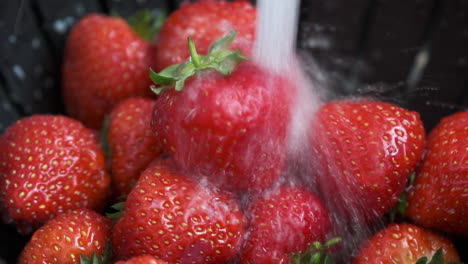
154,0 -> 256,71
63,13 -> 156,129
116,255 -> 168,264
240,185 -> 331,264
0,115 -> 110,234
111,160 -> 245,264
406,111 -> 468,236
150,32 -> 295,194
354,223 -> 461,263
18,209 -> 112,264
108,97 -> 162,198
309,100 -> 425,221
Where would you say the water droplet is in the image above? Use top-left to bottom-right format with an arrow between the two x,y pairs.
53,17 -> 76,34
12,65 -> 26,80
32,38 -> 41,49
305,36 -> 330,49
2,102 -> 13,111
75,4 -> 85,15
53,19 -> 68,34
8,35 -> 17,44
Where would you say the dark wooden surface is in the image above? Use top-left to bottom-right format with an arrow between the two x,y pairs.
0,0 -> 467,263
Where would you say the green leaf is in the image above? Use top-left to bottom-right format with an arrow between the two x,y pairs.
428,248 -> 444,264
208,30 -> 237,53
106,202 -> 125,222
312,241 -> 322,250
309,253 -> 321,264
291,237 -> 341,264
397,191 -> 408,215
388,172 -> 416,221
324,237 -> 342,248
415,247 -> 463,264
415,256 -> 428,264
150,85 -> 164,95
149,30 -> 247,94
77,241 -> 113,264
149,67 -> 178,86
127,9 -> 166,41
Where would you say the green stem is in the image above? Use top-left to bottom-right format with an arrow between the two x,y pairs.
188,37 -> 201,68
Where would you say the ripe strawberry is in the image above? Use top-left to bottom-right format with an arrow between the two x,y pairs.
151,32 -> 295,194
406,111 -> 468,236
18,209 -> 112,264
111,160 -> 245,264
240,185 -> 331,264
0,115 -> 110,234
154,0 -> 256,71
108,97 -> 162,198
116,255 -> 169,264
63,13 -> 155,129
354,223 -> 460,263
309,100 -> 425,221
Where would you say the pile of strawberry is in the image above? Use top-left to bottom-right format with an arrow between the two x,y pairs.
0,1 -> 466,264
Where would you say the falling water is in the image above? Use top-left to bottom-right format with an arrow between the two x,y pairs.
253,0 -> 301,73
253,0 -> 383,262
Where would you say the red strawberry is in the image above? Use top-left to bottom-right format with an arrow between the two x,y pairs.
111,160 -> 245,264
116,255 -> 169,264
154,0 -> 256,71
108,97 -> 162,198
18,209 -> 112,264
0,115 -> 110,234
406,111 -> 468,236
354,223 -> 460,263
151,32 -> 295,194
63,13 -> 155,129
240,185 -> 331,264
309,100 -> 425,221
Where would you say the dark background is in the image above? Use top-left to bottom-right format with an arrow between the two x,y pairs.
0,0 -> 467,263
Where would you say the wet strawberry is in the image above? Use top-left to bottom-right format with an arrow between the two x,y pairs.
18,209 -> 111,264
151,32 -> 295,194
154,0 -> 256,71
111,160 -> 244,264
108,97 -> 162,198
63,13 -> 155,129
310,100 -> 425,221
354,223 -> 460,263
240,185 -> 331,264
406,111 -> 468,236
0,115 -> 110,234
116,255 -> 168,264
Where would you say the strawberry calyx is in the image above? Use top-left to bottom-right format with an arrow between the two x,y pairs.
126,9 -> 166,41
79,241 -> 113,264
291,237 -> 342,264
106,202 -> 125,222
388,172 -> 416,222
149,30 -> 247,94
415,248 -> 463,264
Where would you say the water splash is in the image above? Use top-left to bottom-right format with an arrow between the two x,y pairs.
252,0 -> 382,261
